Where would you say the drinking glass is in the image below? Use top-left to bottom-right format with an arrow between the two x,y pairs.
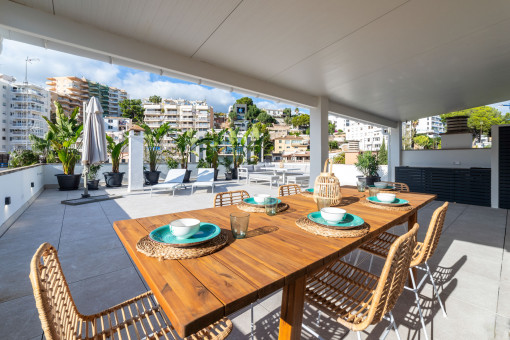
264,197 -> 278,216
315,197 -> 332,211
368,186 -> 380,198
230,212 -> 250,239
357,180 -> 366,192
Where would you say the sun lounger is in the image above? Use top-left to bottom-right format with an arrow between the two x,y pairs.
150,169 -> 187,197
191,168 -> 215,194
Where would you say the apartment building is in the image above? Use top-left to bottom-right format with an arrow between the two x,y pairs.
0,74 -> 51,152
415,115 -> 445,137
328,115 -> 388,151
46,76 -> 128,119
143,99 -> 213,151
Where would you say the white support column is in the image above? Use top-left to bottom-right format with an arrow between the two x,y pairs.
128,130 -> 144,192
491,125 -> 499,208
310,96 -> 329,184
388,122 -> 402,181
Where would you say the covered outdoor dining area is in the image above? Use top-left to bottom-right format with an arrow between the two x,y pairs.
1,0 -> 510,339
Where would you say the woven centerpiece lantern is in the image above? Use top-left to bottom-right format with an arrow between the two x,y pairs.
313,158 -> 342,206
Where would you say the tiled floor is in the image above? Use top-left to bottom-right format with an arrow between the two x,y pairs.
0,182 -> 508,339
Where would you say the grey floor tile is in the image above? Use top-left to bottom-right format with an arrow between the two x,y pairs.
0,294 -> 43,340
69,266 -> 145,315
494,314 -> 510,340
57,232 -> 122,257
59,246 -> 132,283
0,248 -> 39,302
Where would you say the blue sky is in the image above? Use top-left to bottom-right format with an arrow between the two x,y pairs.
0,39 -> 305,113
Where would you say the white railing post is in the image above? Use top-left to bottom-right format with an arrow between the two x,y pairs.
388,122 -> 402,181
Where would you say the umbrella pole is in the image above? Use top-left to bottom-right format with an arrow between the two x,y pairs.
82,164 -> 90,198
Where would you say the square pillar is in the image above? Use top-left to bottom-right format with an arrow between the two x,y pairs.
310,96 -> 329,184
388,122 -> 402,181
128,130 -> 144,192
491,125 -> 499,208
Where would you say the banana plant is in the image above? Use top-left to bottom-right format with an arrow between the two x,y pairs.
141,122 -> 172,172
106,134 -> 128,173
199,128 -> 227,169
42,101 -> 83,174
29,130 -> 57,163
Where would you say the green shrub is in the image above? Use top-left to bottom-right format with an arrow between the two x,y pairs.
8,149 -> 39,168
332,153 -> 345,164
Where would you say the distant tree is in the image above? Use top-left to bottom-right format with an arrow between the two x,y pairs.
120,99 -> 145,123
245,105 -> 262,122
440,106 -> 506,141
284,115 -> 293,125
148,95 -> 162,104
256,111 -> 276,125
228,111 -> 236,128
332,153 -> 345,164
235,97 -> 254,107
329,140 -> 338,150
294,107 -> 300,115
292,114 -> 310,129
328,120 -> 336,134
413,134 -> 433,149
283,108 -> 292,117
378,139 -> 388,164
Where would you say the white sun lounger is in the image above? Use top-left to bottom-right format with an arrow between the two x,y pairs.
191,168 -> 215,194
248,173 -> 280,189
150,169 -> 187,197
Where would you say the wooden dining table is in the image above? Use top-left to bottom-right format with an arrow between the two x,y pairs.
113,187 -> 436,339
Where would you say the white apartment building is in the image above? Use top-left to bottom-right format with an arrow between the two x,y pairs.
329,115 -> 388,151
143,99 -> 213,151
108,87 -> 128,117
0,74 -> 50,152
415,115 -> 445,137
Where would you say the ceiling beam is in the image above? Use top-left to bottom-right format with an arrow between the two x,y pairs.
0,0 -> 318,107
328,100 -> 398,128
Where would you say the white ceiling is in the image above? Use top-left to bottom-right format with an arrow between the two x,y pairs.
4,0 -> 510,123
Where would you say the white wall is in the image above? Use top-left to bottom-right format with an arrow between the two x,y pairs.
0,164 -> 45,233
401,149 -> 491,168
331,164 -> 388,186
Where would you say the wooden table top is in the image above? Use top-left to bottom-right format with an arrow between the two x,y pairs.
113,187 -> 436,337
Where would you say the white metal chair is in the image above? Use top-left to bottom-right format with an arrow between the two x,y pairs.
191,168 -> 215,194
150,169 -> 187,197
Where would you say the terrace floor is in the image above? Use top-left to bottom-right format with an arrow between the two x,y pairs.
0,182 -> 508,340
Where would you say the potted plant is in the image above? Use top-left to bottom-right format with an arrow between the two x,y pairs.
226,127 -> 249,179
142,122 -> 172,185
29,131 -> 56,164
221,156 -> 234,180
354,151 -> 381,186
172,128 -> 199,182
86,163 -> 102,190
43,102 -> 83,190
200,128 -> 227,181
103,135 -> 128,187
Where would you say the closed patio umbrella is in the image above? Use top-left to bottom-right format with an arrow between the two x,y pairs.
81,97 -> 108,198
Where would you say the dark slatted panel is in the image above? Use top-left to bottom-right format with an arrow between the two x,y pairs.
499,127 -> 510,209
396,166 -> 491,206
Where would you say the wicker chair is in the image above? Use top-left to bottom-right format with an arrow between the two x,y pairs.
213,190 -> 250,207
278,184 -> 301,197
357,202 -> 449,340
305,223 -> 419,340
378,181 -> 410,192
30,243 -> 233,340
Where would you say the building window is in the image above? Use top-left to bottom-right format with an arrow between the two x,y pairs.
2,137 -> 5,140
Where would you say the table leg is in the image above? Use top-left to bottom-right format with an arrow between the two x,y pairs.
408,211 -> 418,285
278,276 -> 306,339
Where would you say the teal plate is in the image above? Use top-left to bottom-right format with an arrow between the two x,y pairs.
306,188 -> 314,193
149,222 -> 221,247
243,197 -> 282,206
366,196 -> 409,206
307,211 -> 365,229
368,185 -> 395,190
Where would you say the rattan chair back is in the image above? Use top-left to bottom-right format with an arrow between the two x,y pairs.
411,202 -> 449,266
313,158 -> 342,206
278,184 -> 301,197
30,243 -> 85,340
214,190 -> 250,207
365,223 -> 419,328
379,181 -> 410,192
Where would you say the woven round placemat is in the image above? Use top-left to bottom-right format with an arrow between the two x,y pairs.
300,191 -> 314,198
136,230 -> 228,260
295,217 -> 369,238
359,199 -> 413,211
237,202 -> 289,213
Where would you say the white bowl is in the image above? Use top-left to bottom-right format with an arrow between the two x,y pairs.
169,218 -> 201,239
253,194 -> 270,204
320,207 -> 346,224
377,193 -> 396,203
374,182 -> 387,188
